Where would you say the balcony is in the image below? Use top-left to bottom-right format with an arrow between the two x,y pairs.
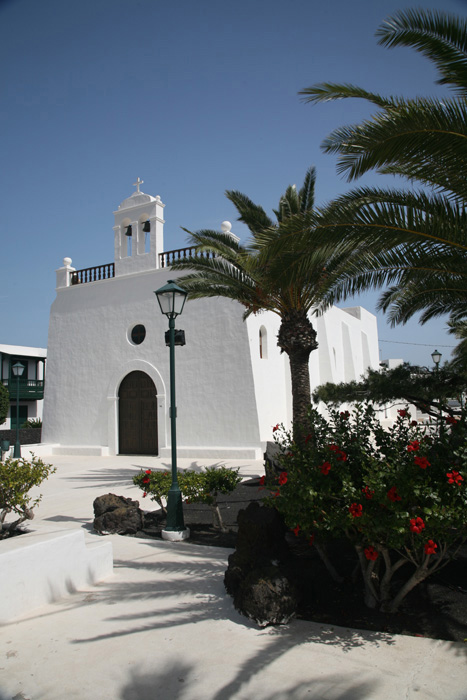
159,246 -> 216,268
2,379 -> 45,400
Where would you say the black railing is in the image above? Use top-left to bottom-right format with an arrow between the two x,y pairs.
159,247 -> 216,268
2,379 -> 45,400
71,263 -> 115,285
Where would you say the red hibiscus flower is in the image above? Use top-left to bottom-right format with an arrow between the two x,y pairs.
272,490 -> 280,498
410,516 -> 425,534
447,470 -> 463,485
278,471 -> 288,486
142,476 -> 150,485
272,424 -> 279,432
349,503 -> 363,518
446,416 -> 458,426
142,492 -> 147,498
328,444 -> 347,461
309,534 -> 315,547
398,410 -> 408,418
292,525 -> 300,537
362,486 -> 374,500
407,440 -> 420,452
364,546 -> 379,561
258,475 -> 265,488
145,469 -> 151,475
414,455 -> 430,469
319,461 -> 331,475
424,540 -> 438,555
411,420 -> 418,427
387,486 -> 401,502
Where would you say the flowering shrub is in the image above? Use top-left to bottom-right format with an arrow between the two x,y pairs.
265,404 -> 467,612
133,469 -> 172,514
0,454 -> 56,538
133,466 -> 242,531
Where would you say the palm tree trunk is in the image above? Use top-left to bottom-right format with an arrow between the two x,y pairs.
277,310 -> 318,440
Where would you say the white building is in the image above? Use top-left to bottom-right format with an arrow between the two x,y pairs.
0,344 -> 46,429
42,182 -> 380,458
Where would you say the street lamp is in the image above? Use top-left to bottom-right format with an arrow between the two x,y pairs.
431,350 -> 442,434
431,349 -> 442,371
12,362 -> 24,458
155,280 -> 190,541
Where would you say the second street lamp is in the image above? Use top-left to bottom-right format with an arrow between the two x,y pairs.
12,362 -> 25,458
155,280 -> 190,541
431,349 -> 443,434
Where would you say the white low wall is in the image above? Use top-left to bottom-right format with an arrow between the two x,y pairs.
0,527 -> 113,624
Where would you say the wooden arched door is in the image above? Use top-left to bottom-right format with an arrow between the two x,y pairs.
118,371 -> 158,455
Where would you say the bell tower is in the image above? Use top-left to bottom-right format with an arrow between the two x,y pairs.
113,178 -> 165,277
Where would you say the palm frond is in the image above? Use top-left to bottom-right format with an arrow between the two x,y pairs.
377,8 -> 467,96
299,82 -> 395,108
225,191 -> 273,234
319,97 -> 467,198
298,166 -> 316,213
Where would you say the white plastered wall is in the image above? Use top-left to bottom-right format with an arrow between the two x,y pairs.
42,268 -> 263,458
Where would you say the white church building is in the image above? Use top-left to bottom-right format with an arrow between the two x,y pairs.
42,182 -> 380,459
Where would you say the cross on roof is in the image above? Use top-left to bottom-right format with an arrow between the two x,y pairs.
133,177 -> 144,193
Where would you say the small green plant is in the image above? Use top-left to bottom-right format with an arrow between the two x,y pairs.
21,418 -> 43,429
181,467 -> 242,531
133,469 -> 172,514
133,466 -> 242,531
0,454 -> 56,538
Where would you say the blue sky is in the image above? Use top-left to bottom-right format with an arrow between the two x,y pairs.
1,0 -> 465,367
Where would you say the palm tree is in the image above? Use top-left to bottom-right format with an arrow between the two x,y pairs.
296,8 -> 467,327
171,167 -> 337,436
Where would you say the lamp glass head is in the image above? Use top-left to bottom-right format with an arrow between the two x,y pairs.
155,280 -> 187,318
12,362 -> 25,377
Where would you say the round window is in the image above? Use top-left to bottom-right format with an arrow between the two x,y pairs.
130,324 -> 146,345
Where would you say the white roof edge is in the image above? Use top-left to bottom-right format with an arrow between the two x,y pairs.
0,344 -> 47,357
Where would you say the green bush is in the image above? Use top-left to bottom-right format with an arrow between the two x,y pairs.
180,467 -> 242,531
133,469 -> 172,514
267,405 -> 467,612
0,454 -> 56,538
21,418 -> 42,429
0,383 -> 9,426
133,466 -> 242,531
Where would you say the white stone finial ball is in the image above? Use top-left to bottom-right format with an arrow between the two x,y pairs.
221,221 -> 232,234
63,257 -> 72,267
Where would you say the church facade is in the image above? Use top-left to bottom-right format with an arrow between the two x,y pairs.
42,183 -> 380,459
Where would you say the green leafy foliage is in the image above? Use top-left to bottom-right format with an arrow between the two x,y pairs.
133,469 -> 172,514
0,383 -> 9,426
267,405 -> 467,612
298,9 -> 467,328
0,454 -> 56,538
21,418 -> 43,429
133,466 -> 242,531
312,362 -> 466,420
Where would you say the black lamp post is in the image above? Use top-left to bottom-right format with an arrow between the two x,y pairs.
155,280 -> 190,541
12,362 -> 24,458
431,349 -> 442,434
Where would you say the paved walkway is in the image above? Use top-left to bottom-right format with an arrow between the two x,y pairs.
1,453 -> 466,700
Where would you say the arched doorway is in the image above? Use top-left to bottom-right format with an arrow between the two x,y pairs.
118,371 -> 158,455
